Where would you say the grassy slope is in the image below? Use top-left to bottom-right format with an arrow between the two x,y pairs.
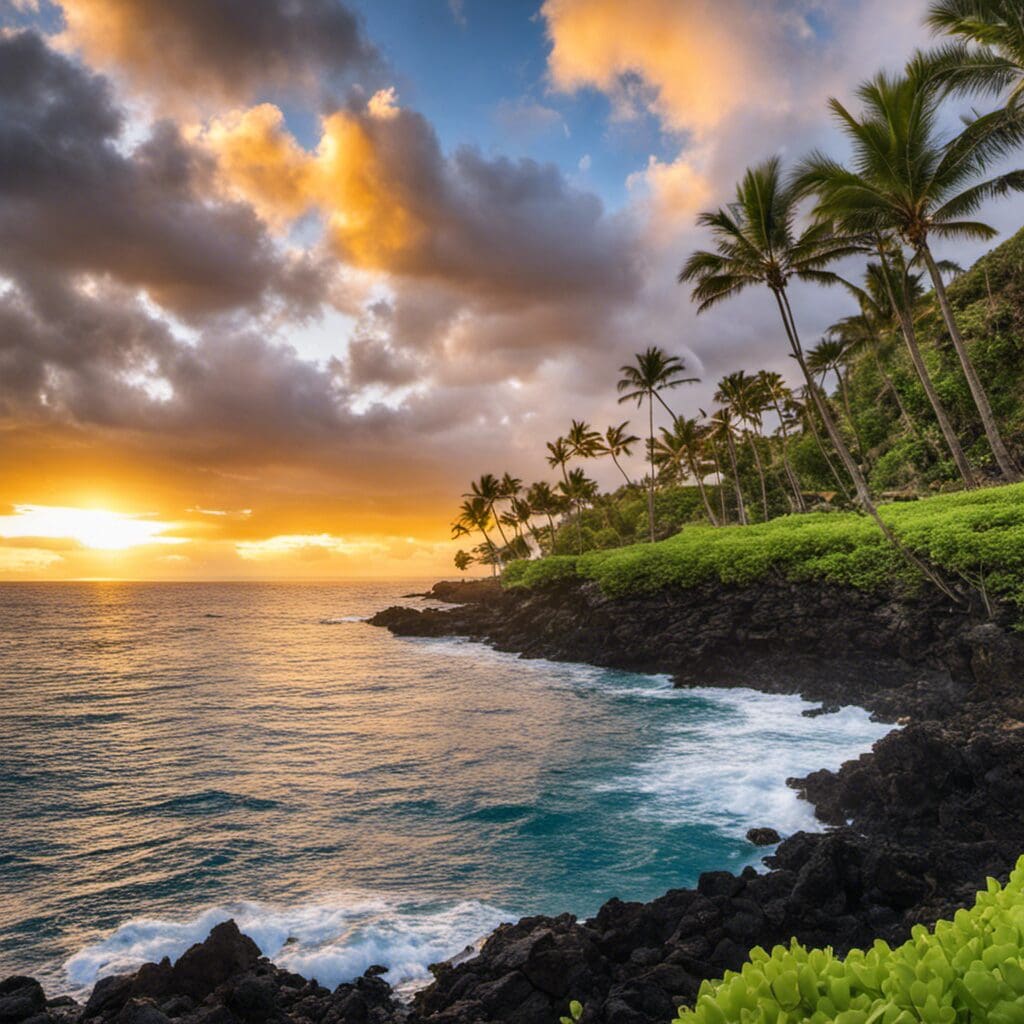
503,482 -> 1024,612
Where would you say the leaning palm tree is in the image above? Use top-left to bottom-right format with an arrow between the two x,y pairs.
715,371 -> 771,521
708,406 -> 748,526
558,468 -> 598,552
600,422 -> 641,488
526,481 -> 560,548
452,496 -> 498,575
925,0 -> 1024,109
757,370 -> 807,512
565,419 -> 603,468
680,157 -> 959,599
807,336 -> 869,471
617,347 -> 699,541
654,416 -> 719,526
545,438 -> 573,487
796,68 -> 1024,480
859,246 -> 975,484
465,474 -> 511,549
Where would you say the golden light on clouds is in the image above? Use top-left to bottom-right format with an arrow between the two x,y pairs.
202,92 -> 425,270
0,505 -> 185,551
542,0 -> 756,136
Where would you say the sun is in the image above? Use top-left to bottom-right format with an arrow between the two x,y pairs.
0,505 -> 185,551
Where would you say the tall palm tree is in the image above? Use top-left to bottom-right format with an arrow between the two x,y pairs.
925,0 -> 1024,109
558,468 -> 598,552
653,416 -> 720,526
465,474 -> 511,549
526,481 -> 561,549
617,346 -> 699,542
715,372 -> 771,521
699,407 -> 730,523
600,422 -> 641,488
797,69 -> 1024,479
680,158 -> 959,600
791,387 -> 853,500
545,438 -> 573,487
807,336 -> 869,470
861,245 -> 976,484
452,496 -> 497,575
708,406 -> 748,526
757,370 -> 807,512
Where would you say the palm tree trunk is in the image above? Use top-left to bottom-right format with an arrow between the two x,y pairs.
724,430 -> 748,526
686,453 -> 719,526
745,430 -> 769,522
919,242 -> 1020,481
776,287 -> 963,604
646,395 -> 656,542
867,333 -> 938,455
838,370 -> 868,471
804,400 -> 851,500
877,244 -> 976,488
770,397 -> 807,512
611,453 -> 634,488
709,439 -> 728,523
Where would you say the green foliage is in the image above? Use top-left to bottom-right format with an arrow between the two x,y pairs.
504,483 -> 1024,612
560,999 -> 584,1024
672,854 -> 1024,1024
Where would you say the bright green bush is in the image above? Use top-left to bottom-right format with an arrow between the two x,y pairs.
672,855 -> 1024,1024
503,483 -> 1024,612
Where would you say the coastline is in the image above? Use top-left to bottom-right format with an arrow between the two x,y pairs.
8,576 -> 1024,1024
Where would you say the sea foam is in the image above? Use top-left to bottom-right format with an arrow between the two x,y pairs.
64,896 -> 509,998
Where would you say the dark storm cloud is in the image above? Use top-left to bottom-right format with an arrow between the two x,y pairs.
0,31 -> 333,320
56,0 -> 379,105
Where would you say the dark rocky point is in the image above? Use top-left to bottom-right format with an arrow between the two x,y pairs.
745,828 -> 781,847
10,575 -> 1024,1024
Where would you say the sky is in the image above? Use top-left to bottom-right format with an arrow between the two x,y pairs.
0,0 -> 1020,580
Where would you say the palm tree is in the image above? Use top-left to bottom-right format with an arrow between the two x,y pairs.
791,387 -> 853,500
454,550 -> 475,573
859,246 -> 976,484
565,420 -> 603,461
708,406 -> 748,526
797,69 -> 1024,479
716,371 -> 772,521
452,496 -> 498,575
600,422 -> 641,488
807,336 -> 868,470
653,416 -> 719,526
558,468 -> 598,552
617,346 -> 699,542
680,157 -> 960,600
527,481 -> 561,548
925,0 -> 1024,109
545,438 -> 573,486
757,370 -> 807,512
466,474 -> 512,549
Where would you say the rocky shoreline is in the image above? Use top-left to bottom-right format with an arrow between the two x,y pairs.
8,576 -> 1024,1024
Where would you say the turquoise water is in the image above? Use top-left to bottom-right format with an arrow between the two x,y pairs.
0,581 -> 891,996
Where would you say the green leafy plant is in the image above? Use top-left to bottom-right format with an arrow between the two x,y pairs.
560,998 -> 584,1024
672,854 -> 1024,1024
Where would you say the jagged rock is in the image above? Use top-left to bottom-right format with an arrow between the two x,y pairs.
745,828 -> 781,846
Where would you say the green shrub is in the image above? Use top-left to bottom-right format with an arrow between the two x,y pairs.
672,854 -> 1024,1024
503,483 -> 1024,612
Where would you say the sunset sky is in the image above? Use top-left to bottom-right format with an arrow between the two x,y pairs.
1,0 -> 1018,580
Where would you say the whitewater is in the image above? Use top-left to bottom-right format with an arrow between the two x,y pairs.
0,581 -> 891,998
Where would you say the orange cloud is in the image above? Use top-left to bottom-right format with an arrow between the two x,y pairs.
542,0 -> 766,136
201,96 -> 426,271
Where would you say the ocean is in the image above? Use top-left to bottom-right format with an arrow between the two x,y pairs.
0,581 -> 891,997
